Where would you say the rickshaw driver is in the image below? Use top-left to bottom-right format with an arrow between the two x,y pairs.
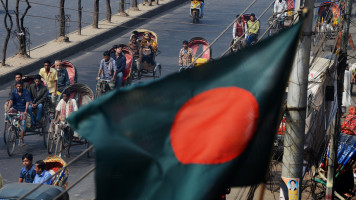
128,35 -> 141,78
273,0 -> 287,28
53,91 -> 78,157
110,45 -> 126,89
5,80 -> 32,146
28,75 -> 48,127
4,73 -> 29,112
97,51 -> 118,90
246,13 -> 260,46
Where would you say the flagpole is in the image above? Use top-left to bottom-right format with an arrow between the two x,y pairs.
280,0 -> 314,199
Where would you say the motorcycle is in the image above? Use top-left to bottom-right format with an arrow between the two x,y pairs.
190,0 -> 203,24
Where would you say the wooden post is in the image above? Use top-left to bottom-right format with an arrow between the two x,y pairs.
78,0 -> 82,35
119,0 -> 128,16
93,0 -> 99,28
148,0 -> 152,6
131,0 -> 139,11
106,0 -> 111,22
153,0 -> 158,5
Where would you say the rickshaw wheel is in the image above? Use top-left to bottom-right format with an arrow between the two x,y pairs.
6,127 -> 17,156
153,64 -> 161,80
47,130 -> 55,154
86,141 -> 93,158
3,121 -> 9,144
42,117 -> 51,148
55,136 -> 63,157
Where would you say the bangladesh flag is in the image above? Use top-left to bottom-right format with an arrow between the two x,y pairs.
68,21 -> 302,199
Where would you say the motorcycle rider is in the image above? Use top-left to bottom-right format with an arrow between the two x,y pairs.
273,0 -> 287,28
246,13 -> 260,46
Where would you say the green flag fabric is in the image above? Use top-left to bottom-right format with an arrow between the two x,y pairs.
68,21 -> 302,200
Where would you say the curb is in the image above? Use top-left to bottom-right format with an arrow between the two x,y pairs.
0,0 -> 188,86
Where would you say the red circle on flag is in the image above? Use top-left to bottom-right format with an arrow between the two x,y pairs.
170,87 -> 259,164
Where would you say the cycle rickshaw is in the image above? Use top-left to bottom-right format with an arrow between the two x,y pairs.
47,83 -> 93,158
130,29 -> 162,80
3,75 -> 52,156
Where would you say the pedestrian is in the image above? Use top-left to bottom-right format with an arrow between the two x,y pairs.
54,60 -> 70,93
28,75 -> 48,127
18,153 -> 36,183
178,40 -> 194,71
110,45 -> 126,88
39,60 -> 58,102
97,51 -> 117,90
33,160 -> 52,185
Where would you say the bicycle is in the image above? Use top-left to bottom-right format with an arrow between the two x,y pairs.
4,113 -> 22,156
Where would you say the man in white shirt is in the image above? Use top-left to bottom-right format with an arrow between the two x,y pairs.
274,0 -> 287,18
53,91 -> 78,157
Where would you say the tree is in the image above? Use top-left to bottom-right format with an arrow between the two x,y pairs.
78,0 -> 82,35
0,0 -> 13,66
131,0 -> 139,11
119,0 -> 128,16
106,0 -> 111,22
15,0 -> 31,56
93,0 -> 99,28
59,0 -> 65,37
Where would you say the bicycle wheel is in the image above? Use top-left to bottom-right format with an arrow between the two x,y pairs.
42,118 -> 51,148
55,135 -> 63,157
6,127 -> 17,156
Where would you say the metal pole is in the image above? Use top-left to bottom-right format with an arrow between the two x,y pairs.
326,0 -> 352,198
280,0 -> 314,199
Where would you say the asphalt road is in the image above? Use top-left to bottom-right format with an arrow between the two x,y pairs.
0,0 -> 273,199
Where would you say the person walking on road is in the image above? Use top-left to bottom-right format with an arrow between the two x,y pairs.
33,160 -> 52,185
179,40 -> 194,71
18,153 -> 36,183
39,60 -> 58,102
28,75 -> 48,127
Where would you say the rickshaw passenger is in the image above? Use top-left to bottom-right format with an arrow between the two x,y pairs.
140,32 -> 156,66
5,73 -> 29,112
5,80 -> 32,146
128,35 -> 141,73
33,160 -> 52,185
232,15 -> 245,39
39,60 -> 58,101
19,153 -> 36,183
110,45 -> 126,89
54,60 -> 70,93
97,51 -> 117,90
28,75 -> 48,127
246,13 -> 260,46
179,40 -> 194,70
